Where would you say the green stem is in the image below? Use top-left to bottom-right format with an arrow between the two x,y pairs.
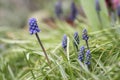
85,40 -> 89,50
97,11 -> 102,25
35,33 -> 51,68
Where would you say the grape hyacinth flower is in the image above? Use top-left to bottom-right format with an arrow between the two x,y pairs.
69,2 -> 78,21
116,4 -> 120,17
55,0 -> 63,19
78,46 -> 85,62
82,29 -> 89,41
82,29 -> 89,49
29,18 -> 40,35
28,18 -> 51,68
95,0 -> 102,24
95,0 -> 101,12
85,50 -> 91,66
62,34 -> 67,51
73,32 -> 80,51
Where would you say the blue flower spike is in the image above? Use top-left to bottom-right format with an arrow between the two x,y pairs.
28,18 -> 51,68
78,46 -> 85,62
69,1 -> 78,21
116,4 -> 120,17
62,34 -> 67,51
73,32 -> 80,51
29,18 -> 40,35
82,29 -> 89,41
95,0 -> 101,12
95,0 -> 103,23
55,0 -> 63,19
85,50 -> 91,66
82,29 -> 89,49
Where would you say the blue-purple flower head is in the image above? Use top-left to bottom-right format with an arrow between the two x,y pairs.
69,2 -> 78,21
73,32 -> 80,50
85,50 -> 91,65
74,32 -> 80,45
82,29 -> 89,41
95,0 -> 101,12
28,18 -> 40,35
62,34 -> 67,50
117,4 -> 120,17
78,46 -> 85,62
55,0 -> 63,18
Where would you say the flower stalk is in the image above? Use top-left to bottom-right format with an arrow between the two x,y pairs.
35,33 -> 51,67
28,18 -> 51,68
82,29 -> 89,49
